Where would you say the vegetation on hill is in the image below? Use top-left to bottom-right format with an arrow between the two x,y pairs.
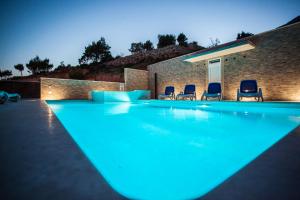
7,32 -> 204,82
0,69 -> 12,80
14,64 -> 24,76
129,40 -> 154,54
157,34 -> 176,48
177,33 -> 188,47
26,56 -> 53,74
236,31 -> 254,39
208,38 -> 221,47
79,37 -> 113,64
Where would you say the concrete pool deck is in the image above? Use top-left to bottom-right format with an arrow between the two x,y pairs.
1,100 -> 300,200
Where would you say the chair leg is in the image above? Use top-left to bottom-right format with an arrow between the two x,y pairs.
259,89 -> 264,102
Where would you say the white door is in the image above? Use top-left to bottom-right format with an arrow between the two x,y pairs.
208,59 -> 221,83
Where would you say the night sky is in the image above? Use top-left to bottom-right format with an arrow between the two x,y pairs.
0,0 -> 299,75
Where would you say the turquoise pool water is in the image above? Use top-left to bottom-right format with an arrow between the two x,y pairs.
47,100 -> 300,200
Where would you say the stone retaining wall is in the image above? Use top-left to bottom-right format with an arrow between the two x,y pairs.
41,78 -> 123,100
124,68 -> 149,91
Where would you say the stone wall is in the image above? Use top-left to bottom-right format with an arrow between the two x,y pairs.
148,58 -> 207,99
222,22 -> 300,101
41,78 -> 123,100
124,68 -> 149,91
148,22 -> 300,101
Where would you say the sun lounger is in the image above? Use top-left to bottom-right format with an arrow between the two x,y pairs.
237,80 -> 263,102
176,84 -> 196,100
201,82 -> 222,101
0,91 -> 21,103
158,86 -> 175,100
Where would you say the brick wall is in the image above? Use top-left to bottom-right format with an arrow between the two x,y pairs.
148,22 -> 300,101
124,68 -> 149,91
41,78 -> 123,100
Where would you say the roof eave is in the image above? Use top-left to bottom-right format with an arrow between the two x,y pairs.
184,41 -> 255,63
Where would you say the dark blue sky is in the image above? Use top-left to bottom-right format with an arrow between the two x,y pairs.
0,0 -> 299,75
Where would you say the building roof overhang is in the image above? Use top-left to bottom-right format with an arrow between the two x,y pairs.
183,40 -> 255,63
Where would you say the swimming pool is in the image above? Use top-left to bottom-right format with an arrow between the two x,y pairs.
47,100 -> 300,200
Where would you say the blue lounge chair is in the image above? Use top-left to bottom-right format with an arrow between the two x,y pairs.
201,82 -> 222,101
0,91 -> 8,104
0,91 -> 21,103
176,84 -> 196,100
237,80 -> 263,102
158,86 -> 175,100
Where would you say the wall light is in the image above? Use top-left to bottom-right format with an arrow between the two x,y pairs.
120,83 -> 125,91
48,85 -> 52,95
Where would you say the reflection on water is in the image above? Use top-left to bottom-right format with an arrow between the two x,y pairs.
170,108 -> 209,120
142,123 -> 171,135
107,102 -> 131,114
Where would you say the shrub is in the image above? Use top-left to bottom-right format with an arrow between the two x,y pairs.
69,71 -> 85,80
157,34 -> 176,48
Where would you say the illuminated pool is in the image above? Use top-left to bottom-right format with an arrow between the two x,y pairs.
47,100 -> 300,200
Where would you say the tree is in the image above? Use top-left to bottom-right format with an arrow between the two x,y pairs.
69,70 -> 85,80
26,56 -> 53,74
54,61 -> 70,71
129,40 -> 154,54
0,69 -> 12,80
143,40 -> 154,51
129,42 -> 144,54
237,31 -> 254,39
14,64 -> 24,76
177,33 -> 188,46
208,38 -> 221,47
56,61 -> 66,69
79,37 -> 113,64
157,34 -> 176,48
190,41 -> 202,49
5,70 -> 12,79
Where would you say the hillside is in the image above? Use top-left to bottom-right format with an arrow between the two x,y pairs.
13,44 -> 203,82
